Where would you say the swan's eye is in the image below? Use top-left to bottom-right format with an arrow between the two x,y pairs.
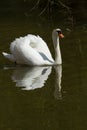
57,30 -> 62,34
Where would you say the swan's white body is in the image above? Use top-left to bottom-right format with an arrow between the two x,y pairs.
2,29 -> 63,66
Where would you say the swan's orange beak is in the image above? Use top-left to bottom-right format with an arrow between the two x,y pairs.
59,33 -> 64,38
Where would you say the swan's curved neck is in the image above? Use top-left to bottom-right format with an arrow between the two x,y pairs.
52,33 -> 62,65
55,37 -> 62,64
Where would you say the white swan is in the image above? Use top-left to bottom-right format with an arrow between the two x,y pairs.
2,28 -> 64,65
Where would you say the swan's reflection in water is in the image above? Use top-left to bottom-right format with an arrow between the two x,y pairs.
12,66 -> 52,90
54,65 -> 62,100
11,65 -> 62,99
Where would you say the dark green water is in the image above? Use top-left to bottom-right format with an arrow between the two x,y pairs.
0,15 -> 87,130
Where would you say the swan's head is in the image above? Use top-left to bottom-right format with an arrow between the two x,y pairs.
56,28 -> 64,38
52,28 -> 64,45
53,28 -> 64,38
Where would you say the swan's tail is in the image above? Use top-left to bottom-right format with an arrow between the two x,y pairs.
2,52 -> 15,62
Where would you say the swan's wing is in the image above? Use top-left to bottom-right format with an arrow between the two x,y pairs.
10,37 -> 24,54
23,34 -> 54,60
10,34 -> 54,65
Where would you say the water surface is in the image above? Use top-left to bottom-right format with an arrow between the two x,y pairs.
0,16 -> 87,130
